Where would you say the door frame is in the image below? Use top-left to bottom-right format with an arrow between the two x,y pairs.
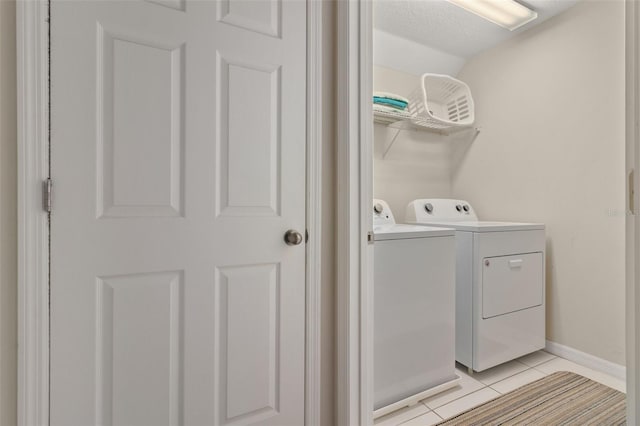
626,0 -> 639,422
16,1 -> 325,424
335,0 -> 374,424
16,0 -> 49,424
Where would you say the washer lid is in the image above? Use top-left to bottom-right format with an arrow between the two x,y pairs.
409,221 -> 545,233
373,224 -> 455,241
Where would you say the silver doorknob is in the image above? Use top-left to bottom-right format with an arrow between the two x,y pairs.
284,229 -> 303,246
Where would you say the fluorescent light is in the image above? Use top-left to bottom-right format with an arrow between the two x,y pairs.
447,0 -> 538,31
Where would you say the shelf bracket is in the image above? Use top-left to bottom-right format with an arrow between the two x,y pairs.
464,127 -> 481,143
380,126 -> 481,159
382,127 -> 403,159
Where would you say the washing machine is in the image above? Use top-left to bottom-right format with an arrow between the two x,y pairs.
406,199 -> 545,373
373,199 -> 459,417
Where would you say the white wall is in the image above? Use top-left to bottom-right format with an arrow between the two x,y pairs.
373,66 -> 452,217
453,1 -> 626,364
0,0 -> 17,424
374,29 -> 465,77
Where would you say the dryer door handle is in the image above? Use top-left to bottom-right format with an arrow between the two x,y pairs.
509,259 -> 524,269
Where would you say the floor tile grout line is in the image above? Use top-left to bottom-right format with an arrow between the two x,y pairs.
517,352 -> 558,369
530,356 -> 558,371
531,365 -> 550,375
429,384 -> 497,414
519,358 -> 557,369
487,384 -> 503,394
437,370 -> 559,421
421,383 -> 487,411
474,364 -> 534,387
432,364 -> 537,410
423,366 -> 506,411
398,411 -> 430,426
387,404 -> 439,426
393,407 -> 440,426
432,387 -> 501,420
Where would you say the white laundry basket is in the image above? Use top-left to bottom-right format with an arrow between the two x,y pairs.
408,73 -> 475,129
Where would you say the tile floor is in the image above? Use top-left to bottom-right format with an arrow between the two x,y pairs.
374,351 -> 626,426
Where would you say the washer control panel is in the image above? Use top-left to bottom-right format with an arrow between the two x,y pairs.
373,199 -> 396,226
406,199 -> 478,223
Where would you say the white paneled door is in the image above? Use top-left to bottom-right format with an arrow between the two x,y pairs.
50,1 -> 306,425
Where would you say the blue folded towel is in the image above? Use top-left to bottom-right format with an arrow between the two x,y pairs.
374,91 -> 410,103
373,96 -> 408,110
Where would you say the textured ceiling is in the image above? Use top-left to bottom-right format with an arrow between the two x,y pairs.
374,0 -> 580,58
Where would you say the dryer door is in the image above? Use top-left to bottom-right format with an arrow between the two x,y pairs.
482,252 -> 543,319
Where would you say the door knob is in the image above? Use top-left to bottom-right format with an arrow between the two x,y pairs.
284,229 -> 303,246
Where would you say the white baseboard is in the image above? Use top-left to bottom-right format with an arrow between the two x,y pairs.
545,340 -> 626,381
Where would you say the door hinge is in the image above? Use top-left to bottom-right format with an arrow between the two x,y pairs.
43,178 -> 52,213
367,231 -> 374,244
629,169 -> 635,215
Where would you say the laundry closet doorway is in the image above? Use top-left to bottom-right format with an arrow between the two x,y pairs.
334,0 -> 640,423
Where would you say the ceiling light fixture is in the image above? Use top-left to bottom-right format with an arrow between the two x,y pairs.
446,0 -> 538,31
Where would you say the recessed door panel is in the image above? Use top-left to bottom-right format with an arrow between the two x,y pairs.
97,26 -> 184,218
146,0 -> 185,11
96,272 -> 183,426
217,55 -> 281,217
215,264 -> 280,424
482,252 -> 543,318
218,0 -> 281,38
